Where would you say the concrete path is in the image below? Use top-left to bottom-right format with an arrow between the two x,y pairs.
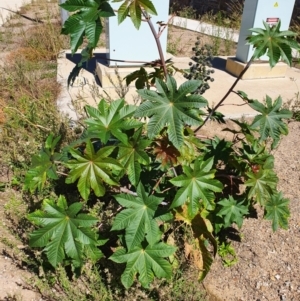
57,49 -> 300,121
0,0 -> 32,25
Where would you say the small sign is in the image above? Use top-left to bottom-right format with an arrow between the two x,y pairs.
266,17 -> 279,25
274,2 -> 279,7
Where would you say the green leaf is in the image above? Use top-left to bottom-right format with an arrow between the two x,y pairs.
135,75 -> 207,149
85,99 -> 142,145
245,168 -> 278,205
117,0 -> 130,25
138,0 -> 157,15
27,196 -> 101,267
84,241 -> 107,263
60,0 -> 98,12
246,20 -> 300,67
201,136 -> 233,165
24,134 -> 61,192
170,157 -> 223,215
129,0 -> 142,29
61,14 -> 100,54
117,127 -> 151,186
238,140 -> 270,168
60,0 -> 115,53
125,67 -> 149,89
65,140 -> 123,200
111,183 -> 163,250
110,242 -> 176,288
249,96 -> 292,149
116,0 -> 157,29
265,192 -> 290,231
217,196 -> 249,229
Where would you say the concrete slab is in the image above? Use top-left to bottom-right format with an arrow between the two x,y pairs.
226,57 -> 288,79
0,0 -> 31,25
57,50 -> 300,121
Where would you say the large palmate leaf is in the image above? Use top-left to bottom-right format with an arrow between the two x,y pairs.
111,183 -> 163,250
153,135 -> 181,167
246,20 -> 300,67
135,75 -> 207,149
249,96 -> 292,149
85,99 -> 142,145
117,127 -> 151,186
110,242 -> 176,288
28,196 -> 105,267
239,140 -> 270,167
177,128 -> 203,166
170,157 -> 223,216
116,0 -> 157,29
217,196 -> 249,229
201,136 -> 233,166
65,140 -> 123,200
265,192 -> 290,231
175,206 -> 217,281
24,134 -> 61,192
245,168 -> 278,206
60,0 -> 115,53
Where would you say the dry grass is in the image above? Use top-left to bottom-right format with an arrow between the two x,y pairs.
0,1 -> 70,166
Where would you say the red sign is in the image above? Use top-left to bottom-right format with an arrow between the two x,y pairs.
266,17 -> 279,25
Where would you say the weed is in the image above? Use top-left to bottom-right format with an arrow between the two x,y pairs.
211,12 -> 223,55
284,80 -> 300,121
167,31 -> 183,55
224,33 -> 236,56
226,0 -> 244,29
177,6 -> 197,19
105,67 -> 129,99
218,241 -> 238,267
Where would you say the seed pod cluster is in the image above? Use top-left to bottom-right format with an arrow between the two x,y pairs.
184,37 -> 215,95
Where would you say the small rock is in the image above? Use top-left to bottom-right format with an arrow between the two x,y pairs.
275,274 -> 281,280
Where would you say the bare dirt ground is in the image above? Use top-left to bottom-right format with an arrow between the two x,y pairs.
0,3 -> 299,301
202,121 -> 300,301
167,25 -> 237,57
0,190 -> 41,301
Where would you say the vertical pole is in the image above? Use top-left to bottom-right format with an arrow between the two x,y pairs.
59,0 -> 69,25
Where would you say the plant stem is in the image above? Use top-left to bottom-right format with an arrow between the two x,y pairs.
157,14 -> 175,38
194,58 -> 253,132
0,7 -> 44,23
120,187 -> 137,196
57,171 -> 68,176
142,10 -> 168,78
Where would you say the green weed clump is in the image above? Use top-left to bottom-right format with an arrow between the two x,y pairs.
284,90 -> 300,121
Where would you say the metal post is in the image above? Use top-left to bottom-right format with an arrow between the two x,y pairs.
59,0 -> 69,25
236,0 -> 296,62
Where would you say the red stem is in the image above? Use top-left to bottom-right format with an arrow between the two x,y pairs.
194,58 -> 253,132
142,10 -> 168,78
